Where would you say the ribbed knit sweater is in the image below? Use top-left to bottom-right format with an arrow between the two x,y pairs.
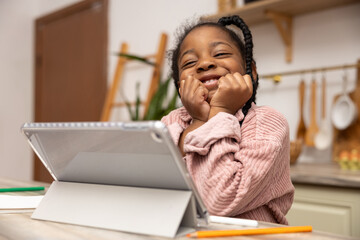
161,103 -> 294,224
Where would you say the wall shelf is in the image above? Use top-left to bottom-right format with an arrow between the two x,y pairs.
202,0 -> 360,62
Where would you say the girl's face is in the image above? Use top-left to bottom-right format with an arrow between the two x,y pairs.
178,26 -> 245,102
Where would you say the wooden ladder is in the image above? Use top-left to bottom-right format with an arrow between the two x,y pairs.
101,33 -> 168,121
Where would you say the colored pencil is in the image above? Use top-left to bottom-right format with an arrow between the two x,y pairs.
0,187 -> 45,193
187,225 -> 312,238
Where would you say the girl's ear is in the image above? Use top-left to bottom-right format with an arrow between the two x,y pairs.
251,61 -> 258,80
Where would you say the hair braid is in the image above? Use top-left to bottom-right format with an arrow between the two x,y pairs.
218,15 -> 258,121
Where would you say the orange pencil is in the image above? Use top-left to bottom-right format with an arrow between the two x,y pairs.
187,226 -> 312,238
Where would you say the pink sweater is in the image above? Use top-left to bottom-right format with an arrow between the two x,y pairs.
161,104 -> 294,225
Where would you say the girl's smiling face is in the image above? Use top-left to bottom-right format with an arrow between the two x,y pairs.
178,26 -> 246,102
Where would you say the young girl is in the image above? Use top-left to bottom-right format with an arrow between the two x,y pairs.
161,15 -> 294,224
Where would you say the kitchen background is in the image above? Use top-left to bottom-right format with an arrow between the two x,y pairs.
1,0 -> 359,181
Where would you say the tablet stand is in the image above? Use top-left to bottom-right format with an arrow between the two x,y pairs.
32,181 -> 197,238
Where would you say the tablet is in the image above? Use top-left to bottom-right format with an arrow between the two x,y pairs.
21,121 -> 208,221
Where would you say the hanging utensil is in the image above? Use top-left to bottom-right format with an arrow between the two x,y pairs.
296,79 -> 306,141
314,73 -> 332,150
305,77 -> 319,146
331,71 -> 358,130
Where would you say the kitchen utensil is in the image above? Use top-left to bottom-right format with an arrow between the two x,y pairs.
305,78 -> 319,146
332,60 -> 360,162
331,73 -> 358,130
296,80 -> 307,140
290,139 -> 303,164
314,74 -> 332,150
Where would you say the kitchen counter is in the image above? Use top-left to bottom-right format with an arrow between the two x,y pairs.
290,162 -> 360,188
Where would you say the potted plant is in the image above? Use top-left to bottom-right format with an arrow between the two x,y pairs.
117,53 -> 178,121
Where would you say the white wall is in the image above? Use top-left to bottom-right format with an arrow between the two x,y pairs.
0,0 -> 80,181
0,1 -> 36,181
0,0 -> 359,180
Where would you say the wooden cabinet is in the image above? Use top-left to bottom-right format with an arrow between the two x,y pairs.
286,183 -> 360,238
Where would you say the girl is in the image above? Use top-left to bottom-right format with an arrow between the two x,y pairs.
161,15 -> 294,224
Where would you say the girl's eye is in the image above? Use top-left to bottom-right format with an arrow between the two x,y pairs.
214,52 -> 230,57
182,61 -> 196,68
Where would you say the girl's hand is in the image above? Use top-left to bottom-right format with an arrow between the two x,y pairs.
179,76 -> 210,122
210,73 -> 253,116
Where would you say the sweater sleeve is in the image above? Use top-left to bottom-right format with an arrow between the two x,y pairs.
183,106 -> 294,218
184,112 -> 242,155
161,109 -> 188,146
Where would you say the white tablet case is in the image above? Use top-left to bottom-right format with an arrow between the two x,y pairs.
22,121 -> 208,238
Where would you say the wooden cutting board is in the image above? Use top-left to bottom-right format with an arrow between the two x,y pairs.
332,60 -> 360,160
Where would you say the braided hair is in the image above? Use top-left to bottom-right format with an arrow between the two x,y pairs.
169,15 -> 258,121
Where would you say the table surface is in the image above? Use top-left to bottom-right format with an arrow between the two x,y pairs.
0,177 -> 356,240
290,162 -> 360,188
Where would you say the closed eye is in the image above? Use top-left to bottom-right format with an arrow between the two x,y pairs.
182,61 -> 196,69
214,52 -> 230,57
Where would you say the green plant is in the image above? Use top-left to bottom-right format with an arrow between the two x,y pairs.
143,75 -> 178,120
116,53 -> 178,121
123,81 -> 142,121
116,53 -> 155,66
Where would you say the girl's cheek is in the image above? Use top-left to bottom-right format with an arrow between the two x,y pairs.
180,71 -> 193,81
178,70 -> 184,81
179,73 -> 187,81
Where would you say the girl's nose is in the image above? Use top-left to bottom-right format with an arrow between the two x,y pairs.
197,59 -> 216,72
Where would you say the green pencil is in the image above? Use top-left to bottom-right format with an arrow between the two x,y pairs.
0,187 -> 45,193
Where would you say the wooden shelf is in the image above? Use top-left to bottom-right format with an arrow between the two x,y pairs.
202,0 -> 359,62
203,0 -> 359,25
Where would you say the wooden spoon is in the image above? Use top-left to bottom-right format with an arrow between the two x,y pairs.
296,80 -> 306,140
305,79 -> 319,146
315,75 -> 332,150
